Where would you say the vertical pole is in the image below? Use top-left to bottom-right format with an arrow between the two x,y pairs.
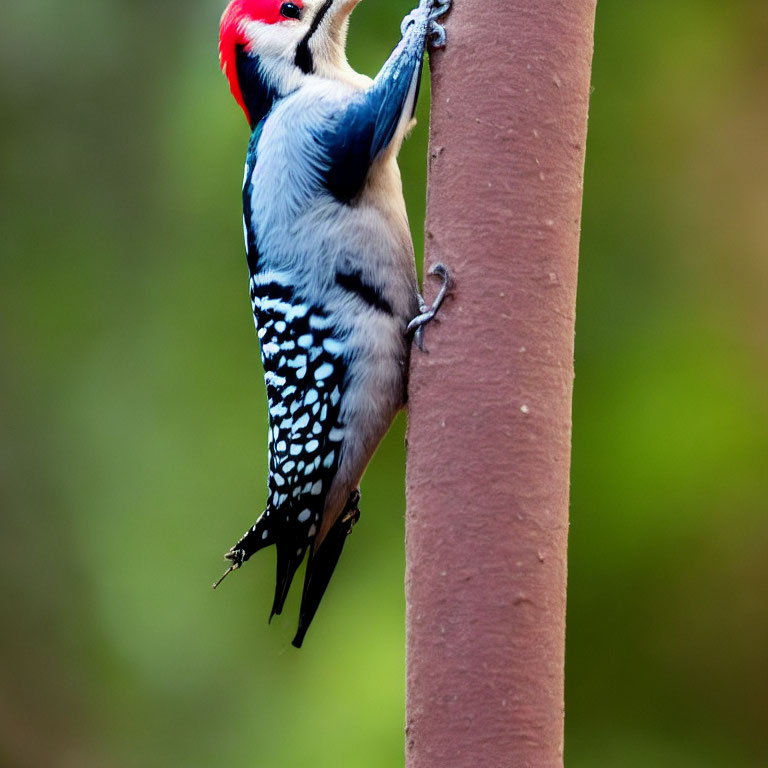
405,1 -> 596,766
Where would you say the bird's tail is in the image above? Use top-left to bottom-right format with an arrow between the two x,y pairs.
292,491 -> 361,648
270,540 -> 307,621
212,509 -> 309,626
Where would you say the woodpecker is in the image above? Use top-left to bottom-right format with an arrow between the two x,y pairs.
214,0 -> 451,647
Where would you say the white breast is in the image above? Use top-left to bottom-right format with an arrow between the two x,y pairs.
247,78 -> 418,324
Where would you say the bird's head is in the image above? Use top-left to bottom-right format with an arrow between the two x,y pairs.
220,0 -> 361,127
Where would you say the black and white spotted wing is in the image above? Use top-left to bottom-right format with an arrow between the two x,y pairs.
224,269 -> 348,620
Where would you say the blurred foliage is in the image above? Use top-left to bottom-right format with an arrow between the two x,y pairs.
1,0 -> 766,766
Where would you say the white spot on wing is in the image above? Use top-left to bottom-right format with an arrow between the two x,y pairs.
309,315 -> 333,330
286,304 -> 309,321
287,355 -> 307,369
323,338 -> 344,355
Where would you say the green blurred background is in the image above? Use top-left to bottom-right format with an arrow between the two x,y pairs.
1,0 -> 766,766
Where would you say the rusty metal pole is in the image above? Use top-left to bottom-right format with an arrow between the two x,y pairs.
405,1 -> 596,766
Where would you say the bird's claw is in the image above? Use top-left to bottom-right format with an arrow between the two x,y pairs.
407,263 -> 453,352
403,0 -> 450,46
428,0 -> 451,48
342,489 -> 362,527
429,0 -> 452,19
428,22 -> 446,48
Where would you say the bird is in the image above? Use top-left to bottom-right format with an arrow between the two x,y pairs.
214,0 -> 451,647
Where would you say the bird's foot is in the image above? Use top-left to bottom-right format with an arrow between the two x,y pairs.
403,0 -> 450,45
428,0 -> 451,48
407,263 -> 453,352
341,489 -> 361,528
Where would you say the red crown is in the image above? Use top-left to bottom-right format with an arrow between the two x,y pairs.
219,1 -> 304,120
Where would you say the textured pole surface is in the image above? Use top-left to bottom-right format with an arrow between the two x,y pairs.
405,2 -> 596,766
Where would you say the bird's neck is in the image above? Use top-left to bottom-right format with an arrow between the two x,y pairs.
236,45 -> 281,129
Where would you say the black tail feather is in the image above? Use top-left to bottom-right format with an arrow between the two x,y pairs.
270,542 -> 307,621
292,493 -> 360,648
216,493 -> 362,647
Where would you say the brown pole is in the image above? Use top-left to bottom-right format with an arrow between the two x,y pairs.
405,2 -> 596,766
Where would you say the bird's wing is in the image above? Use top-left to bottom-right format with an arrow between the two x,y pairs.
315,3 -> 430,203
252,272 -> 348,620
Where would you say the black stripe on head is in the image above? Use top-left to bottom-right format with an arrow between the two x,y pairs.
295,0 -> 334,74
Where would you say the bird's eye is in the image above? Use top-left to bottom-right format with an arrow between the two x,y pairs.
280,2 -> 301,19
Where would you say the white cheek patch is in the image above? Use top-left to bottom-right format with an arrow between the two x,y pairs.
243,18 -> 307,59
